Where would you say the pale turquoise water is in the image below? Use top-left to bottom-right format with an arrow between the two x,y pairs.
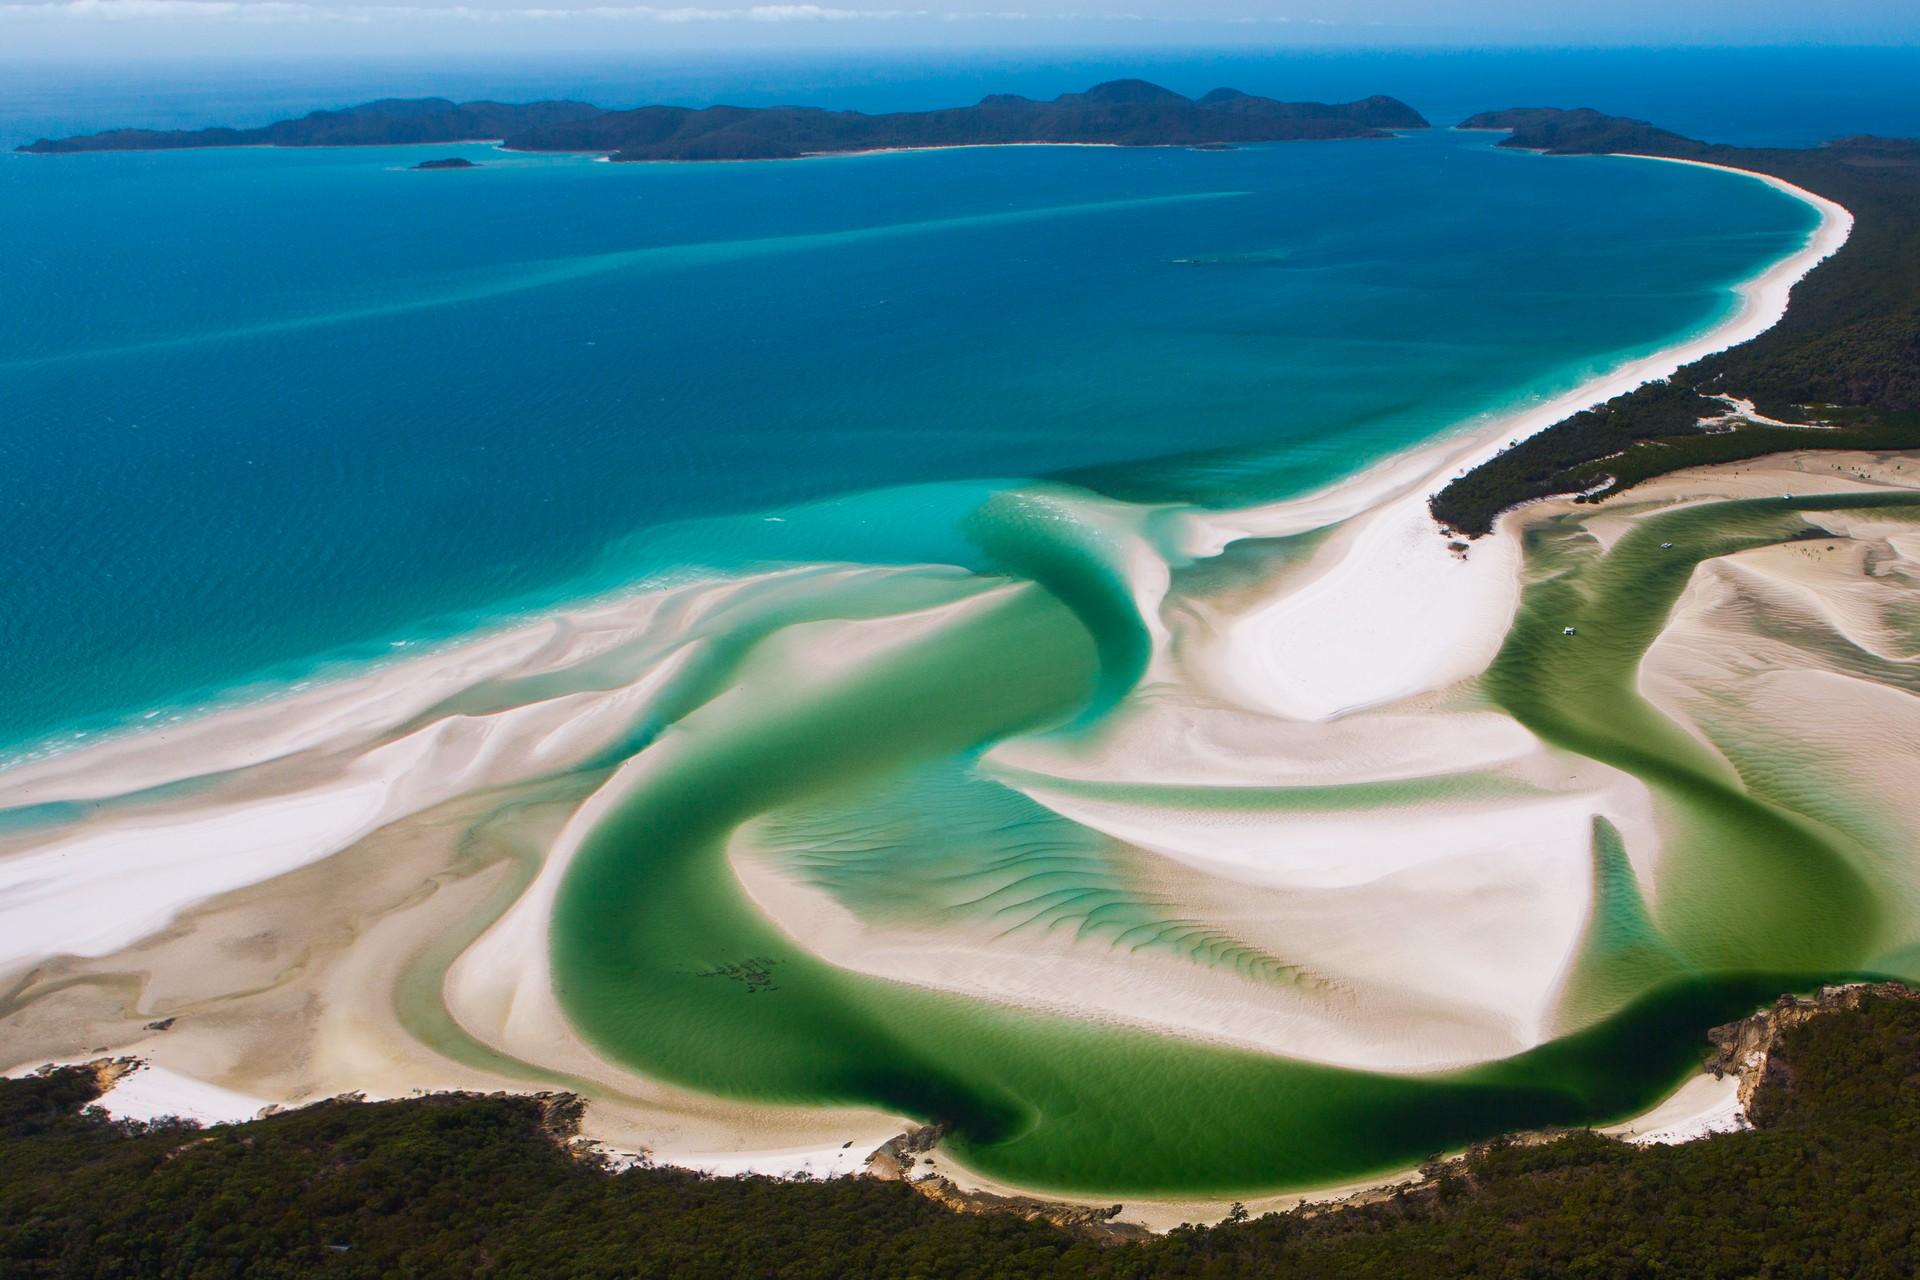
0,124 -> 1818,757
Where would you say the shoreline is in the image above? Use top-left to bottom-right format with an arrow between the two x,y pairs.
0,143 -> 1846,776
14,137 -> 511,155
17,133 -> 1399,166
785,134 -> 1413,162
532,136 -> 1394,167
0,1013 -> 1775,1238
0,149 -> 1869,1213
1178,149 -> 1849,723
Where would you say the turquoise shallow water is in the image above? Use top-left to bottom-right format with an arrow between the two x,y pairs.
8,64 -> 1907,1198
0,125 -> 1818,757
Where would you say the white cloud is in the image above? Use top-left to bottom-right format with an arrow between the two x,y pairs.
746,4 -> 891,19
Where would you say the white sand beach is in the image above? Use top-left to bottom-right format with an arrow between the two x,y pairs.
0,153 -> 1898,1219
1187,160 -> 1850,724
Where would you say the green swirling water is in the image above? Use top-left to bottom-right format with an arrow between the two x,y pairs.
551,493 -> 1920,1194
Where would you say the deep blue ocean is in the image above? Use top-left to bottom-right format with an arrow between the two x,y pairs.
2,48 -> 1911,758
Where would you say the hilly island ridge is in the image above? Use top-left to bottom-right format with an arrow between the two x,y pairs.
16,80 -> 1429,161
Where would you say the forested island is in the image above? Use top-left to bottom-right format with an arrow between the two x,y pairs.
500,81 -> 1426,160
5,984 -> 1918,1277
1432,111 -> 1920,534
17,98 -> 602,154
17,81 -> 1427,161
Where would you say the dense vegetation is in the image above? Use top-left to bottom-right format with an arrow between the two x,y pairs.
6,988 -> 1919,1278
1433,114 -> 1920,534
19,82 -> 1427,161
504,81 -> 1426,162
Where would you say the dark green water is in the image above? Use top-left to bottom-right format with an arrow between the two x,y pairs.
551,493 -> 1920,1194
1485,495 -> 1920,979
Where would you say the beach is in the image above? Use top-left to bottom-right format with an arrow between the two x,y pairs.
4,147 -> 1910,1214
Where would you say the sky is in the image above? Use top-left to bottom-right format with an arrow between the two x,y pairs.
0,0 -> 1915,58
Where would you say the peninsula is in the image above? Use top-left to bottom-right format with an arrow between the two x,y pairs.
17,80 -> 1429,161
1433,111 -> 1920,534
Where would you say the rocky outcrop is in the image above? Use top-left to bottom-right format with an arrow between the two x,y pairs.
862,1123 -> 946,1182
80,1057 -> 141,1096
911,1174 -> 1152,1242
862,1122 -> 1148,1241
1707,981 -> 1920,1116
529,1091 -> 588,1145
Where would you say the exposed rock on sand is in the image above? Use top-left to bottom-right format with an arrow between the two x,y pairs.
1707,981 -> 1920,1116
863,1123 -> 1150,1241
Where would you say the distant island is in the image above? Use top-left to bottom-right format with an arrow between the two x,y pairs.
412,156 -> 478,171
1432,109 -> 1920,535
17,80 -> 1428,162
500,81 -> 1427,161
18,98 -> 601,154
1455,106 -> 1709,156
